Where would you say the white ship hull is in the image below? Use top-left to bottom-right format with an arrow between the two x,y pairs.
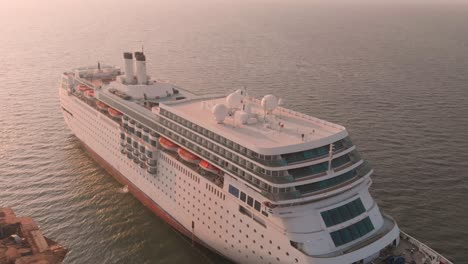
59,56 -> 452,264
59,89 -> 403,264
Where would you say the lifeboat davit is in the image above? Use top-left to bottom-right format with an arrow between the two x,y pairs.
158,137 -> 178,151
96,101 -> 108,111
177,148 -> 201,164
199,160 -> 221,174
84,89 -> 95,98
108,108 -> 123,118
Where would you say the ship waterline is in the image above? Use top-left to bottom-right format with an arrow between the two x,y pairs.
59,52 -> 452,264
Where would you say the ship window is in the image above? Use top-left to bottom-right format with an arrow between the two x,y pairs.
247,196 -> 254,207
254,201 -> 261,211
332,153 -> 351,168
282,145 -> 329,164
330,217 -> 374,247
239,205 -> 252,217
321,198 -> 366,227
296,168 -> 358,194
240,192 -> 246,202
288,161 -> 328,179
228,185 -> 239,198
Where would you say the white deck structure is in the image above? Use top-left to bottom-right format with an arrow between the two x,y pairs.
160,95 -> 346,155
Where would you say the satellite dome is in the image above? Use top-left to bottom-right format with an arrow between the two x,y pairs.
278,98 -> 284,106
235,111 -> 249,125
226,92 -> 243,109
243,103 -> 252,115
212,103 -> 228,123
235,88 -> 246,96
261,94 -> 278,112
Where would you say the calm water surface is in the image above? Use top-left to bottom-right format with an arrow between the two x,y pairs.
0,1 -> 467,263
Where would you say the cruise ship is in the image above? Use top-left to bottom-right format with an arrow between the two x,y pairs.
59,52 -> 453,264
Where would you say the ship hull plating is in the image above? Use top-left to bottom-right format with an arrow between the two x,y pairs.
58,81 -> 415,264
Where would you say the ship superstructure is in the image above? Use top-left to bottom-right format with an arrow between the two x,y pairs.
59,52 -> 452,264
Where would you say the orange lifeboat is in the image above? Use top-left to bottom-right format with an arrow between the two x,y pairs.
78,85 -> 89,92
158,137 -> 178,151
199,160 -> 221,174
263,201 -> 277,209
108,108 -> 123,118
177,148 -> 200,164
84,89 -> 95,98
96,101 -> 108,111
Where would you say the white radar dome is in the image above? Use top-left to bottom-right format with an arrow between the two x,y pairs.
212,103 -> 228,123
278,98 -> 284,106
243,103 -> 252,115
235,111 -> 249,125
235,88 -> 247,97
261,94 -> 278,112
226,92 -> 243,109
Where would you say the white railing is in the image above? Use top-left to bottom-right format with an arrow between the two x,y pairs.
400,231 -> 453,264
246,96 -> 345,131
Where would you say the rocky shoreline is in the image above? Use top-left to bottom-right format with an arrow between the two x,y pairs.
0,208 -> 67,264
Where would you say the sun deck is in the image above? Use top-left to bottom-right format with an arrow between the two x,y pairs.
160,95 -> 347,155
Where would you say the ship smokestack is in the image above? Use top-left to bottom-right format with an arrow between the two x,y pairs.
135,52 -> 147,85
123,52 -> 134,84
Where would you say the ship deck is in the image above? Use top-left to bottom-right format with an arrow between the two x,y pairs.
161,95 -> 347,155
375,232 -> 452,264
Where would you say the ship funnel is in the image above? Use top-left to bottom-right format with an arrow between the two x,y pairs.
135,51 -> 147,85
123,52 -> 134,84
